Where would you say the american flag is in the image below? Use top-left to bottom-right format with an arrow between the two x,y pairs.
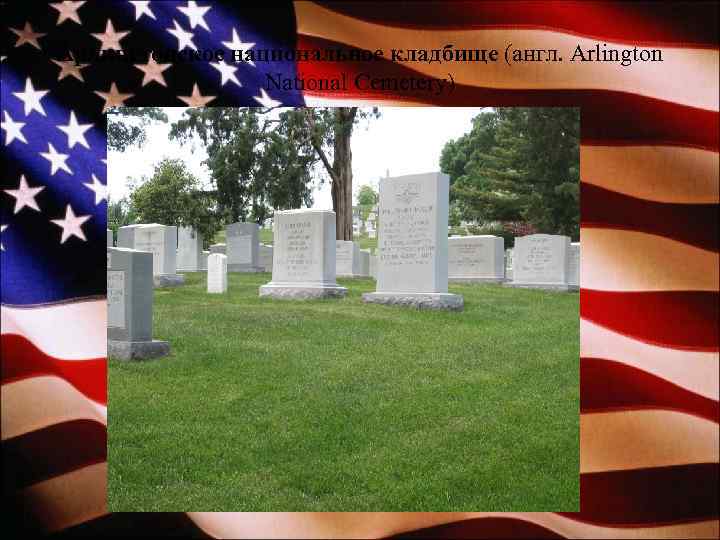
1,1 -> 718,537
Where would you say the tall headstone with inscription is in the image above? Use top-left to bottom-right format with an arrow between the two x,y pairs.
226,222 -> 263,272
259,244 -> 274,272
259,210 -> 347,299
336,240 -> 363,277
207,253 -> 228,294
177,226 -> 203,272
362,172 -> 463,310
107,229 -> 113,247
119,223 -> 184,288
567,242 -> 580,291
107,247 -> 170,360
505,234 -> 573,291
448,235 -> 505,283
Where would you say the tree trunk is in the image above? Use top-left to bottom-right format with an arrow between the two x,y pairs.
332,108 -> 356,240
302,107 -> 357,240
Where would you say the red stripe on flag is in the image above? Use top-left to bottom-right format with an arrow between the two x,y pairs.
51,512 -> 213,538
319,1 -> 720,48
580,183 -> 719,251
297,35 -> 719,150
2,420 -> 106,490
580,290 -> 720,351
391,516 -> 564,539
1,334 -> 106,405
580,358 -> 720,422
570,463 -> 719,524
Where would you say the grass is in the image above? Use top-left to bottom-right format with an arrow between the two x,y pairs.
355,235 -> 377,251
108,273 -> 579,512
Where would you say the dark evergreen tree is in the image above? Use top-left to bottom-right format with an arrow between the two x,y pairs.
441,108 -> 579,239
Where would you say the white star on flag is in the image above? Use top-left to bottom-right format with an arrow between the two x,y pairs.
4,175 -> 45,214
83,174 -> 107,205
177,1 -> 211,31
222,28 -> 256,66
51,205 -> 91,244
91,19 -> 129,52
254,88 -> 282,108
167,20 -> 197,51
58,111 -> 93,149
130,0 -> 156,20
10,22 -> 46,50
52,56 -> 89,82
135,55 -> 172,87
40,143 -> 73,176
50,1 -> 86,25
95,82 -> 134,112
1,111 -> 28,145
211,60 -> 241,86
12,78 -> 49,116
177,83 -> 216,107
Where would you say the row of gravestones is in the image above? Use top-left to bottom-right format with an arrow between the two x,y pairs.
107,172 -> 579,360
259,173 -> 579,310
107,223 -> 379,285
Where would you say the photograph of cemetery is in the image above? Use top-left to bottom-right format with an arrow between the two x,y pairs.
107,107 -> 580,511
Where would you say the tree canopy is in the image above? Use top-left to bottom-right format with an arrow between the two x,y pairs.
129,158 -> 221,243
440,108 -> 580,239
107,107 -> 168,152
170,108 -> 316,225
357,185 -> 378,207
170,106 -> 379,239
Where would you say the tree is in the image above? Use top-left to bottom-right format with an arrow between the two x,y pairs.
107,107 -> 168,152
301,107 -> 380,240
170,108 -> 315,224
107,196 -> 136,234
171,107 -> 380,239
440,108 -> 579,239
129,158 -> 221,242
357,185 -> 378,207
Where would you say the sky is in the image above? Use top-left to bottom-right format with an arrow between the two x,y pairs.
107,107 -> 488,209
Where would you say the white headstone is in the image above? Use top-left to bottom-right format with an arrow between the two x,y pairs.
226,222 -> 263,272
505,234 -> 573,291
336,240 -> 362,277
448,235 -> 505,283
362,172 -> 463,310
568,242 -> 580,290
210,243 -> 226,255
207,253 -> 228,294
177,226 -> 203,272
259,210 -> 346,299
117,224 -> 184,288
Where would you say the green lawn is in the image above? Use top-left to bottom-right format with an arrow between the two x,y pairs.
355,235 -> 377,251
108,273 -> 579,512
